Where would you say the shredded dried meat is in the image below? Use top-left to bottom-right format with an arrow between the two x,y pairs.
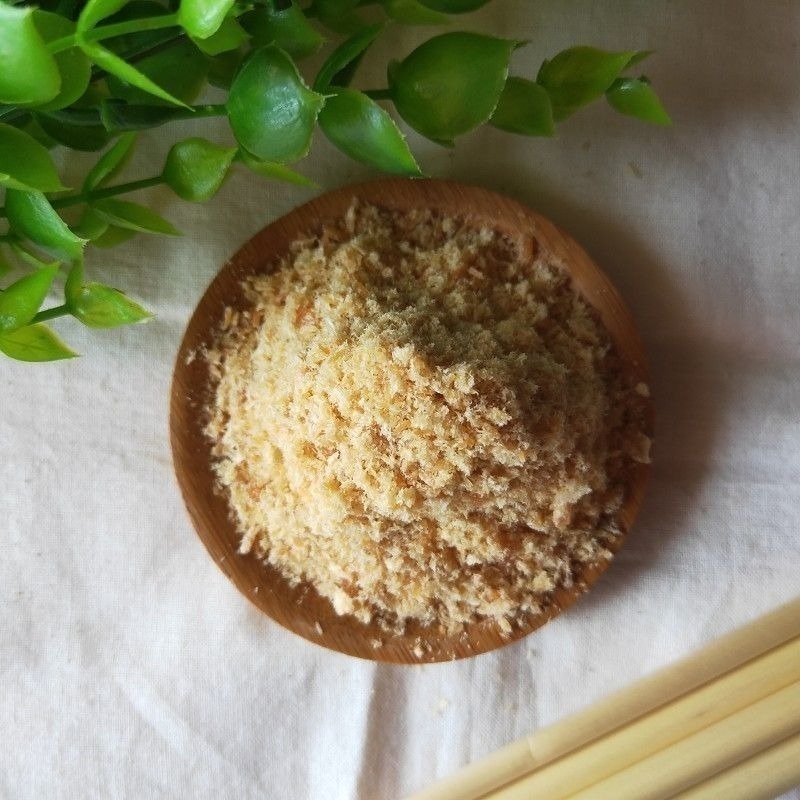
204,202 -> 650,633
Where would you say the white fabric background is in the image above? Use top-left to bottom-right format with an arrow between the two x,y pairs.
2,1 -> 799,797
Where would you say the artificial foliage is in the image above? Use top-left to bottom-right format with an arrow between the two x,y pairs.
0,0 -> 669,361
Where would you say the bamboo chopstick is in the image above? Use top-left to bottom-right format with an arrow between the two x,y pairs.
670,731 -> 800,800
407,597 -> 800,800
487,635 -> 800,799
560,679 -> 800,800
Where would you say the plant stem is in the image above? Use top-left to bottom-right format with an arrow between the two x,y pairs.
50,176 -> 166,210
48,13 -> 181,54
0,177 -> 163,217
192,104 -> 228,117
32,305 -> 70,323
364,88 -> 392,100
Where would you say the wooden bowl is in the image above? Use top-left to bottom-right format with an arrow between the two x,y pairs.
170,178 -> 653,664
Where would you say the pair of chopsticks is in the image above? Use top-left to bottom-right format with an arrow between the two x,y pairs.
409,597 -> 800,800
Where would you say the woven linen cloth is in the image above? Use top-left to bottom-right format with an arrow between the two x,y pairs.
2,2 -> 799,797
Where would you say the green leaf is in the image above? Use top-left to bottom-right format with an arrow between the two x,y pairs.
417,0 -> 489,10
18,117 -> 58,150
0,265 -> 59,332
106,38 -> 208,106
0,248 -> 11,279
79,42 -> 191,108
0,123 -> 67,193
207,48 -> 245,90
490,77 -> 554,137
537,47 -> 641,121
307,0 -> 367,35
237,150 -> 315,187
0,5 -> 61,106
73,83 -> 108,109
99,100 -> 199,132
64,259 -> 82,300
178,0 -> 235,39
31,11 -> 92,112
191,17 -> 248,55
100,1 -> 179,61
626,50 -> 654,69
380,0 -> 449,25
240,3 -> 324,60
163,137 -> 237,201
313,23 -> 384,92
93,199 -> 181,235
36,110 -> 111,151
92,225 -> 138,248
38,106 -> 102,126
77,0 -> 130,32
607,77 -> 671,126
83,133 -> 137,192
319,89 -> 421,176
66,262 -> 151,328
9,242 -> 61,271
227,46 -> 325,164
390,32 -> 519,144
4,190 -> 87,261
73,208 -> 110,240
0,323 -> 77,362
71,283 -> 151,328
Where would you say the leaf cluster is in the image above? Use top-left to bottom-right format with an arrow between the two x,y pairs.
0,0 -> 669,362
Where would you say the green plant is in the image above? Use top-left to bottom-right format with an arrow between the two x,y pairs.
0,0 -> 669,362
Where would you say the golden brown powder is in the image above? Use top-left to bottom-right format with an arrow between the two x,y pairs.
204,202 -> 650,633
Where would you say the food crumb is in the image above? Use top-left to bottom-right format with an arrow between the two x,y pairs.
628,161 -> 644,179
204,201 -> 651,634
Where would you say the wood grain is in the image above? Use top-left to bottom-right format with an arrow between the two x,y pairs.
169,178 -> 653,664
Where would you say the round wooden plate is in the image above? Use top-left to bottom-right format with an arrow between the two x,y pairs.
170,178 -> 653,664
